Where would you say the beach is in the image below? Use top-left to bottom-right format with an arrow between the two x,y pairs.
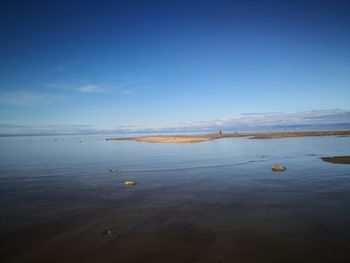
2,0 -> 350,262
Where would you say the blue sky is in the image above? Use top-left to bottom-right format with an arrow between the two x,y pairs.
0,0 -> 349,134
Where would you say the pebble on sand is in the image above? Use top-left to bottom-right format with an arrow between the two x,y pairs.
272,165 -> 286,171
102,230 -> 113,235
124,180 -> 136,186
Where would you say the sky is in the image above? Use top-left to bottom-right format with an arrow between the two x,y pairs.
0,0 -> 349,134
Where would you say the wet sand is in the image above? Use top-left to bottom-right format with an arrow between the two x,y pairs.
321,156 -> 350,164
108,130 -> 350,143
2,190 -> 350,263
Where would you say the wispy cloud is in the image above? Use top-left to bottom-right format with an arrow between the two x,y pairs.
47,72 -> 153,96
0,89 -> 54,106
76,85 -> 106,93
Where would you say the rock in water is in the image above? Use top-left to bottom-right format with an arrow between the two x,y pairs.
124,180 -> 136,186
272,165 -> 286,171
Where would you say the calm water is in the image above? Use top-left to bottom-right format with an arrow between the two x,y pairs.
1,135 -> 350,262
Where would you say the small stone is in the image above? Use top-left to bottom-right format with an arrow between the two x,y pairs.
272,165 -> 286,171
102,230 -> 113,235
124,180 -> 136,186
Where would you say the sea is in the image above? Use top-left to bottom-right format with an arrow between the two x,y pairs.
0,135 -> 350,262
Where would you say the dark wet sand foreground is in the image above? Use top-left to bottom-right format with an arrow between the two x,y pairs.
2,182 -> 350,263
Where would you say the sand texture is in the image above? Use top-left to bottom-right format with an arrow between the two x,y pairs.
107,130 -> 350,144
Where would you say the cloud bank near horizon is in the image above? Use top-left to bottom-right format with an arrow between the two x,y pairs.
0,109 -> 349,135
178,109 -> 350,131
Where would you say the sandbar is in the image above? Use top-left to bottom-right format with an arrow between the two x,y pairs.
320,156 -> 350,164
107,130 -> 350,144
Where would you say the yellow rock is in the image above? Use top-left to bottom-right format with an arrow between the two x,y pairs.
272,165 -> 286,171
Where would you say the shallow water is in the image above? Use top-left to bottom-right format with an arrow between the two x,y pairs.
0,135 -> 350,262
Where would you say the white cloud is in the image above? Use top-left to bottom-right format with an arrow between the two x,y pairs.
1,108 -> 349,135
77,85 -> 106,93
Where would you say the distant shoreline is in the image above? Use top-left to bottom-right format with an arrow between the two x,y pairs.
106,130 -> 350,144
